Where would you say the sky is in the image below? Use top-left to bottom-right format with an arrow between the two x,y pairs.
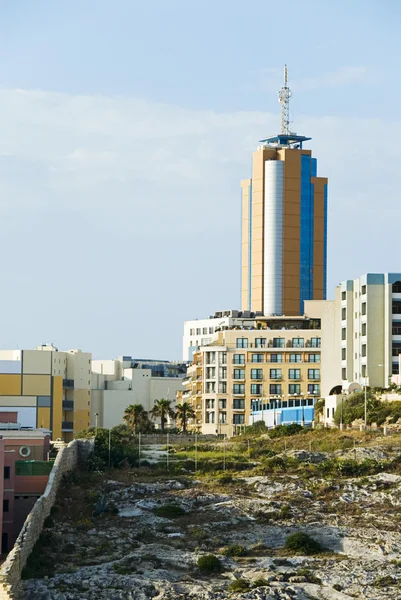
0,0 -> 400,360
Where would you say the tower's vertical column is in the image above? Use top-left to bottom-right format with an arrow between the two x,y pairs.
241,179 -> 251,311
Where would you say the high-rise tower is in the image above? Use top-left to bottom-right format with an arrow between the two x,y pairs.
241,66 -> 328,316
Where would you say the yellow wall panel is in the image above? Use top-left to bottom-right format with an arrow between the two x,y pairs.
23,374 -> 51,396
74,389 -> 90,411
0,375 -> 21,396
53,376 -> 63,440
37,407 -> 50,429
74,409 -> 90,434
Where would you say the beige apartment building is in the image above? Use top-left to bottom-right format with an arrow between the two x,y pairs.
181,312 -> 341,436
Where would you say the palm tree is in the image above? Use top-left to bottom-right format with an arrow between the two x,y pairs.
150,398 -> 176,433
123,404 -> 149,434
176,402 -> 195,433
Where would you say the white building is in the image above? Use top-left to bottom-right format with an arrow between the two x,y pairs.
339,273 -> 401,391
91,356 -> 186,430
183,309 -> 263,361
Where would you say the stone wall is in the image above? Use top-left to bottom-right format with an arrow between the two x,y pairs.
0,439 -> 94,599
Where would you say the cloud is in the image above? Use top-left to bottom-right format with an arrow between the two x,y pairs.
0,87 -> 400,357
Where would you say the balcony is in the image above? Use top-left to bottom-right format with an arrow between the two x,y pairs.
63,379 -> 74,389
269,375 -> 282,381
62,400 -> 74,411
62,421 -> 74,432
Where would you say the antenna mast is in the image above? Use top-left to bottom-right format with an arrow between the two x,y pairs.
278,64 -> 292,135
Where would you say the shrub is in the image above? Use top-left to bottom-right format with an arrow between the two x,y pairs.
252,578 -> 269,588
221,544 -> 247,557
229,579 -> 250,592
154,504 -> 185,518
296,568 -> 322,584
197,554 -> 223,573
284,532 -> 322,555
279,504 -> 291,519
374,575 -> 397,587
189,526 -> 208,541
268,424 -> 305,438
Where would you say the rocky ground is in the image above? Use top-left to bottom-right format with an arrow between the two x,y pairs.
21,445 -> 401,600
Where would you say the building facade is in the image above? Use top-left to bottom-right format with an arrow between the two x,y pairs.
0,345 -> 92,442
182,316 -> 328,436
91,356 -> 186,429
339,273 -> 401,390
183,310 -> 261,362
241,135 -> 328,316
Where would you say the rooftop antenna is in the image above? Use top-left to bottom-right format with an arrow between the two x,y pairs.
278,64 -> 292,135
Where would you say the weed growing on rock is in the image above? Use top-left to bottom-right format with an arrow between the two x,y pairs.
284,532 -> 322,555
229,579 -> 250,592
221,544 -> 247,557
252,578 -> 269,588
197,554 -> 223,573
374,575 -> 397,587
154,503 -> 186,518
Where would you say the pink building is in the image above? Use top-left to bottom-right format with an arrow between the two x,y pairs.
0,413 -> 51,554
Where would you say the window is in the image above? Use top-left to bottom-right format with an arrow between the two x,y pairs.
341,348 -> 346,360
250,369 -> 263,380
205,382 -> 215,393
342,328 -> 346,341
233,384 -> 245,394
219,411 -> 227,424
289,384 -> 301,394
362,323 -> 367,336
393,302 -> 401,314
233,354 -> 245,365
307,354 -> 320,363
218,399 -> 226,409
362,364 -> 367,377
233,414 -> 245,425
209,327 -> 214,334
206,399 -> 215,409
270,354 -> 283,363
3,500 -> 9,513
190,328 -> 194,335
205,412 -> 215,424
206,352 -> 216,364
310,337 -> 321,348
233,369 -> 245,380
250,384 -> 262,395
4,466 -> 10,479
196,328 -> 201,335
251,353 -> 264,363
341,291 -> 346,300
341,307 -> 346,320
362,344 -> 367,357
362,285 -> 366,295
219,367 -> 227,379
308,384 -> 320,395
219,352 -> 227,365
218,382 -> 227,393
289,354 -> 302,363
233,399 -> 245,409
361,302 -> 366,316
273,338 -> 285,348
270,369 -> 282,380
342,368 -> 347,380
292,338 -> 304,348
206,367 -> 215,379
308,369 -> 320,380
236,338 -> 248,348
327,407 -> 330,418
289,369 -> 301,380
255,338 -> 266,348
201,327 -> 206,334
393,325 -> 401,335
270,384 -> 282,394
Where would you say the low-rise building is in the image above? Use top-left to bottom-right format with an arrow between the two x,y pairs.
0,345 -> 92,442
91,356 -> 187,429
0,417 -> 51,554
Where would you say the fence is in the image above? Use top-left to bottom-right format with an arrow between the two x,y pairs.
0,438 -> 94,599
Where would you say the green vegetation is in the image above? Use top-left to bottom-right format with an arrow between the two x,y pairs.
268,423 -> 305,438
334,391 -> 401,426
229,579 -> 250,592
123,404 -> 154,433
284,532 -> 322,555
296,568 -> 322,584
197,554 -> 223,573
22,531 -> 57,579
176,402 -> 196,433
252,578 -> 269,588
153,503 -> 186,518
77,426 -> 139,469
374,575 -> 397,587
150,398 -> 176,433
221,544 -> 247,557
